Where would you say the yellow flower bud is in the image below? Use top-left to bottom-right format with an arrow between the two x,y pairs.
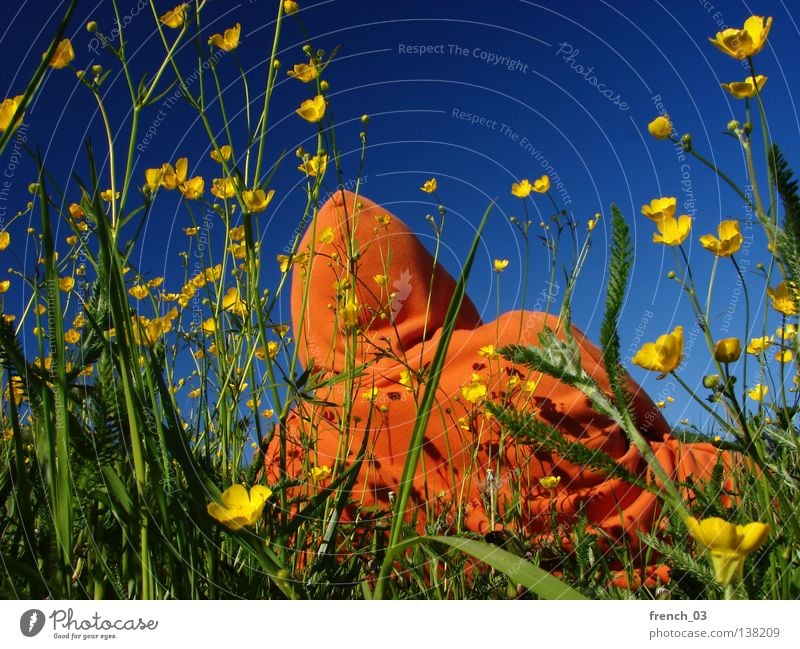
648,114 -> 672,140
713,337 -> 741,363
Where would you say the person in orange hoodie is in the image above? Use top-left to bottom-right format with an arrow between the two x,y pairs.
264,189 -> 730,585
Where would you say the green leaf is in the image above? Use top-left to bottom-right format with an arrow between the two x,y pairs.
383,536 -> 586,600
770,144 -> 800,311
600,205 -> 634,418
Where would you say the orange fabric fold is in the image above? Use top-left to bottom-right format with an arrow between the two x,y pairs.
265,190 -> 734,567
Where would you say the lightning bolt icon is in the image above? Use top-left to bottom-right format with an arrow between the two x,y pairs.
28,612 -> 38,632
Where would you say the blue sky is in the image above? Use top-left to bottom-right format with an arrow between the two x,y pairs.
2,0 -> 799,432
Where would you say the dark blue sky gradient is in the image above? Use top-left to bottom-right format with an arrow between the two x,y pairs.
2,0 -> 799,433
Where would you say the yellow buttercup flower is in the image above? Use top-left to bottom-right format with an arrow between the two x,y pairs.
242,188 -> 275,213
699,220 -> 743,256
208,23 -> 241,51
0,280 -> 10,293
284,1 -> 299,14
532,175 -> 550,193
204,264 -> 222,281
511,179 -> 532,198
160,4 -> 188,28
277,252 -> 308,273
361,386 -> 380,403
298,153 -> 328,177
144,317 -> 173,345
221,287 -> 248,317
100,189 -> 119,202
296,95 -> 326,123
318,226 -> 334,244
399,369 -> 413,392
539,475 -> 561,490
632,325 -> 683,375
128,284 -> 149,300
68,203 -> 84,220
160,158 -> 188,189
201,318 -> 216,335
34,355 -> 54,370
477,344 -> 498,359
746,336 -> 772,355
211,177 -> 237,199
710,16 -> 772,60
767,281 -> 798,316
229,225 -> 246,242
748,384 -> 768,401
144,168 -> 162,192
721,75 -> 767,99
58,277 -> 75,292
648,114 -> 672,140
207,484 -> 273,531
188,388 -> 201,399
5,376 -> 25,406
0,231 -> 9,250
687,516 -> 769,587
309,465 -> 331,482
641,196 -> 677,222
255,341 -> 280,360
777,323 -> 797,340
461,373 -> 487,403
287,62 -> 319,83
713,337 -> 741,363
179,176 -> 204,200
652,215 -> 692,246
47,39 -> 75,69
210,145 -> 232,163
493,259 -> 509,272
420,178 -> 437,193
775,349 -> 793,364
184,226 -> 199,236
0,95 -> 24,132
341,298 -> 360,328
229,243 -> 247,259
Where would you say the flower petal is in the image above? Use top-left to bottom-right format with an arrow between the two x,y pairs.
220,484 -> 249,508
737,522 -> 769,555
249,485 -> 273,505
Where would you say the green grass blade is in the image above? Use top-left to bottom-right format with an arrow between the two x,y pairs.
376,535 -> 586,600
0,0 -> 79,155
374,201 -> 493,599
37,167 -> 74,590
427,536 -> 586,599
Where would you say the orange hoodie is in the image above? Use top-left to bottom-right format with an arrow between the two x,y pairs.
264,190 -> 732,568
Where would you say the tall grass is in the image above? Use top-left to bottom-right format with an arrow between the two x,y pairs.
0,3 -> 798,600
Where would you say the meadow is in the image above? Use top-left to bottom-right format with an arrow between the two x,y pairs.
0,2 -> 798,600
